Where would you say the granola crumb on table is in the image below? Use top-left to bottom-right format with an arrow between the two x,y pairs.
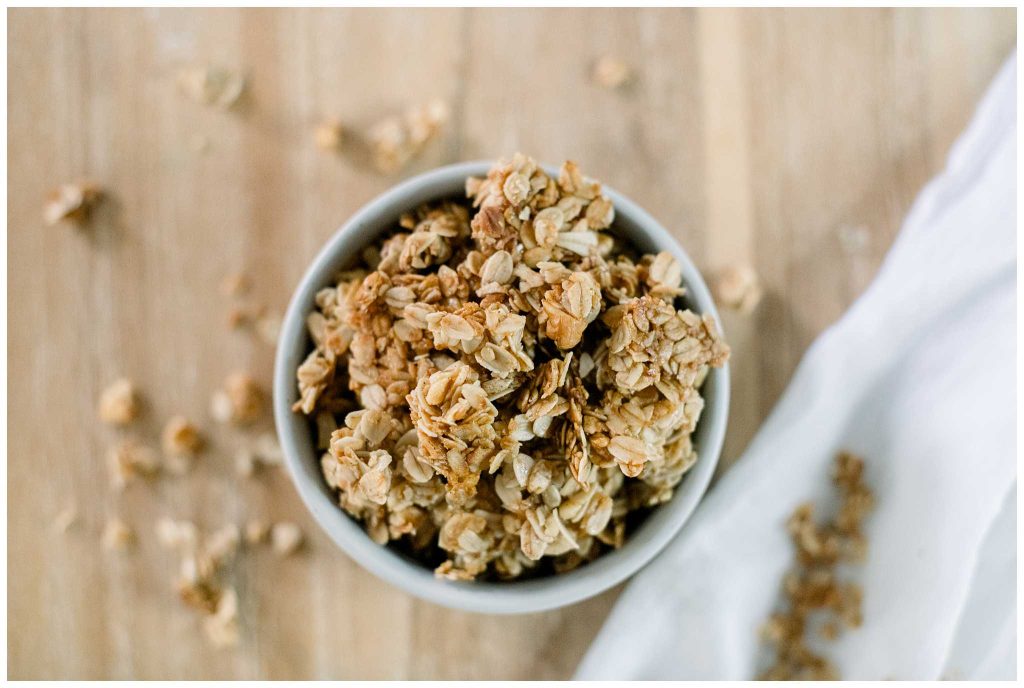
98,377 -> 140,426
294,153 -> 730,581
44,182 -> 103,226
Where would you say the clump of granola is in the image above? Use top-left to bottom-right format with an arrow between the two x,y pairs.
98,378 -> 140,426
156,518 -> 242,648
368,99 -> 449,174
162,415 -> 205,456
102,517 -> 134,551
314,120 -> 345,152
108,439 -> 160,490
759,452 -> 874,680
270,521 -> 304,557
591,55 -> 631,89
211,373 -> 264,425
176,65 -> 246,110
44,182 -> 103,226
294,154 -> 729,580
713,264 -> 763,314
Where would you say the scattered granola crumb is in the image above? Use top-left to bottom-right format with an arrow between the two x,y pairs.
98,378 -> 140,426
314,120 -> 344,151
51,503 -> 79,534
234,447 -> 257,478
44,182 -> 103,226
203,587 -> 240,648
227,307 -> 248,330
220,272 -> 250,298
205,524 -> 241,565
211,373 -> 264,425
156,517 -> 199,552
102,517 -> 134,551
162,416 -> 205,457
294,154 -> 731,580
759,452 -> 874,680
368,99 -> 449,174
108,439 -> 160,490
252,432 -> 282,466
234,433 -> 283,479
270,522 -> 303,556
255,313 -> 281,346
244,519 -> 270,545
713,264 -> 763,314
158,518 -> 244,645
592,55 -> 631,89
176,65 -> 246,109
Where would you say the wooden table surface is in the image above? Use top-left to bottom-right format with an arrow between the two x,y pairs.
7,7 -> 1015,680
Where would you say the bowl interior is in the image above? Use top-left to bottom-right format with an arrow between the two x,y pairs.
273,161 -> 730,614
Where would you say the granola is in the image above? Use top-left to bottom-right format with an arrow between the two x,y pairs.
759,452 -> 874,680
293,154 -> 729,580
368,99 -> 449,174
102,517 -> 134,551
108,439 -> 160,490
714,264 -> 763,314
315,120 -> 345,152
157,518 -> 242,648
98,378 -> 140,426
162,416 -> 205,457
211,373 -> 264,425
270,521 -> 304,556
44,182 -> 103,226
176,65 -> 246,110
592,56 -> 632,89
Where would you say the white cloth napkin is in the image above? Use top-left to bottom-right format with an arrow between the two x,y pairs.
576,55 -> 1017,681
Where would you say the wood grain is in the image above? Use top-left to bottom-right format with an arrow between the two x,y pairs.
7,7 -> 1015,680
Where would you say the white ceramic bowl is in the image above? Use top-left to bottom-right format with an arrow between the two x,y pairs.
273,161 -> 730,614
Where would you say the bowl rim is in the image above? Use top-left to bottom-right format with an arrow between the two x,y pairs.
273,160 -> 730,614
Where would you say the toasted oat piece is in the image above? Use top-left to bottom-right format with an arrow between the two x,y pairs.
108,439 -> 160,490
314,120 -> 344,151
176,65 -> 246,109
203,587 -> 240,648
252,432 -> 282,465
233,447 -> 258,479
244,519 -> 270,545
254,312 -> 281,346
592,55 -> 631,89
211,373 -> 264,425
98,378 -> 139,426
270,522 -> 303,556
713,264 -> 763,314
156,517 -> 199,552
162,416 -> 205,457
369,99 -> 449,174
205,524 -> 241,566
44,182 -> 103,226
234,433 -> 283,479
102,517 -> 134,551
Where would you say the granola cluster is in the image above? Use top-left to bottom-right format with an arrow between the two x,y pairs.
760,452 -> 874,680
294,154 -> 729,580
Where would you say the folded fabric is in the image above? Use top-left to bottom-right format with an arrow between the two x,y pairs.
575,54 -> 1016,681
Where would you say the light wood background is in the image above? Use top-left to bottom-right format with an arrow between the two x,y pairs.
7,7 -> 1015,680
